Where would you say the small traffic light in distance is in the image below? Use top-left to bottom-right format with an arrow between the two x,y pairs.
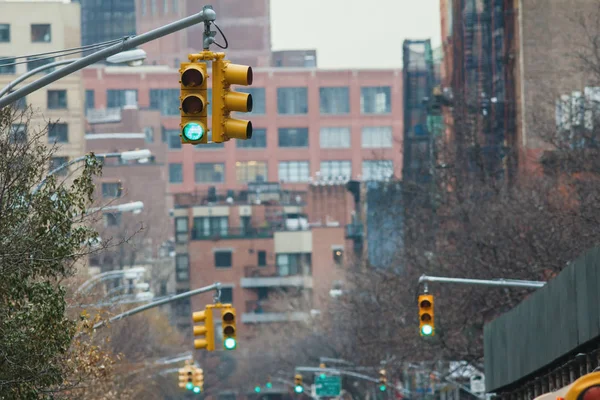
379,369 -> 387,392
193,367 -> 204,392
254,385 -> 261,393
266,376 -> 272,389
192,306 -> 215,351
418,293 -> 435,337
178,368 -> 188,389
211,58 -> 253,143
221,304 -> 237,350
186,369 -> 194,391
179,61 -> 208,145
294,374 -> 304,393
319,363 -> 326,379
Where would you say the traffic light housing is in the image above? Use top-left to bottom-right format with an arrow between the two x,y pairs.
193,367 -> 204,392
221,304 -> 237,350
379,369 -> 387,392
178,367 -> 192,389
192,306 -> 215,351
266,376 -> 272,389
179,61 -> 209,145
319,363 -> 326,379
294,374 -> 304,393
418,294 -> 435,336
563,371 -> 600,400
211,58 -> 253,143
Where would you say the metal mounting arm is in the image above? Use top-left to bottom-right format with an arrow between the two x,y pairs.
418,274 -> 546,290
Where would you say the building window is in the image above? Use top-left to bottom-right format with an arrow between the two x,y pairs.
175,217 -> 189,243
141,0 -> 147,15
320,127 -> 350,148
101,182 -> 122,198
362,160 -> 394,181
10,124 -> 27,143
236,128 -> 266,148
258,250 -> 267,266
236,161 -> 267,183
27,56 -> 55,73
144,127 -> 154,143
31,24 -> 51,43
214,251 -> 232,268
151,0 -> 157,15
360,86 -> 391,114
47,90 -> 67,109
172,0 -> 178,13
150,89 -> 179,115
107,89 -> 138,108
167,129 -> 181,149
169,163 -> 183,183
220,287 -> 233,303
237,88 -> 266,115
9,93 -> 26,110
278,161 -> 310,183
278,128 -> 308,147
333,249 -> 344,265
103,212 -> 122,227
0,57 -> 15,74
48,123 -> 68,143
195,163 -> 225,183
50,157 -> 68,176
362,126 -> 393,148
320,161 -> 351,180
163,0 -> 169,13
193,217 -> 228,238
196,142 -> 224,150
175,254 -> 189,282
277,87 -> 308,114
276,253 -> 311,276
320,87 -> 350,114
0,24 -> 10,42
85,90 -> 94,110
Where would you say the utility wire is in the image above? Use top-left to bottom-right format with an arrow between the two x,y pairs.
213,22 -> 228,49
0,38 -> 128,68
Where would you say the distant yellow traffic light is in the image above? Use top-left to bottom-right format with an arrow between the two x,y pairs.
221,304 -> 237,350
379,369 -> 387,392
192,306 -> 215,351
179,61 -> 208,145
178,366 -> 194,390
294,374 -> 304,393
211,56 -> 253,143
193,367 -> 204,391
418,294 -> 435,336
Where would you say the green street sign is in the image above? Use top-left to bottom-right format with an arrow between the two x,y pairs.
315,375 -> 341,397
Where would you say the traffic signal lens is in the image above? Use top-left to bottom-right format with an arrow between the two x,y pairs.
224,326 -> 235,335
295,385 -> 304,393
182,95 -> 205,114
182,69 -> 204,87
186,382 -> 194,390
380,385 -> 387,392
421,324 -> 433,336
421,313 -> 432,322
193,386 -> 201,394
266,382 -> 272,389
420,300 -> 432,308
183,122 -> 204,141
223,311 -> 235,323
255,386 -> 261,393
224,337 -> 237,350
582,386 -> 600,400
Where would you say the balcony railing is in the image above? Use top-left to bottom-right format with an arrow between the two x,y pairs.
174,188 -> 308,208
86,108 -> 122,124
345,223 -> 364,239
241,300 -> 311,323
190,227 -> 273,240
241,265 -> 313,288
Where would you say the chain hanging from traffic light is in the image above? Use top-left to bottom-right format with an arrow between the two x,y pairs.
418,293 -> 435,337
179,51 -> 253,145
294,374 -> 304,393
379,369 -> 387,392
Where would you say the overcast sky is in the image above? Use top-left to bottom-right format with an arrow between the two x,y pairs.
270,0 -> 441,69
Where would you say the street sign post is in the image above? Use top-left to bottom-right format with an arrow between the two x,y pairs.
315,375 -> 342,397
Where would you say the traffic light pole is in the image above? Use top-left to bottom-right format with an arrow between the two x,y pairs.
93,282 -> 222,330
0,5 -> 218,109
418,274 -> 546,291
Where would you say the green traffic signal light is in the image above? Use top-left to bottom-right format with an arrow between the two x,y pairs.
421,324 -> 433,336
254,386 -> 261,393
193,386 -> 201,394
295,385 -> 304,393
182,122 -> 204,141
266,382 -> 272,389
186,382 -> 194,390
224,337 -> 237,350
379,385 -> 387,392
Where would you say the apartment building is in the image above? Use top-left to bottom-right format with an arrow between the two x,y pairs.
0,0 -> 86,170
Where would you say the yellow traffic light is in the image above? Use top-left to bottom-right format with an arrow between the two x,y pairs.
418,294 -> 435,337
221,304 -> 237,350
211,57 -> 253,143
193,367 -> 204,390
379,369 -> 387,392
294,374 -> 304,393
192,306 -> 215,351
178,367 -> 189,389
179,61 -> 209,145
563,371 -> 600,400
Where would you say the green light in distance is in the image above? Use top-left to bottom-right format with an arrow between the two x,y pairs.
295,385 -> 304,393
320,373 -> 326,379
421,324 -> 433,336
186,382 -> 194,390
254,386 -> 261,393
224,337 -> 237,350
182,122 -> 204,141
379,385 -> 387,392
266,382 -> 272,389
193,386 -> 201,394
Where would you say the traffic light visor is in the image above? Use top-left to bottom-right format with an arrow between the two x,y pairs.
183,122 -> 205,141
420,299 -> 432,308
181,67 -> 205,87
421,313 -> 432,322
295,386 -> 304,393
581,385 -> 600,400
224,337 -> 237,350
182,94 -> 205,114
224,119 -> 252,140
224,63 -> 253,86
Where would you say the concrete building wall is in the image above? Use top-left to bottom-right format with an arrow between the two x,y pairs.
0,0 -> 85,164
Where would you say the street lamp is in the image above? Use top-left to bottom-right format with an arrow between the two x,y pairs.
75,266 -> 146,295
33,149 -> 152,194
0,49 -> 147,98
86,201 -> 144,215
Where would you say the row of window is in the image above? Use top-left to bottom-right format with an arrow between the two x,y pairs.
85,86 -> 393,115
0,23 -> 51,44
168,160 -> 394,184
165,126 -> 394,150
10,122 -> 70,144
140,0 -> 179,16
